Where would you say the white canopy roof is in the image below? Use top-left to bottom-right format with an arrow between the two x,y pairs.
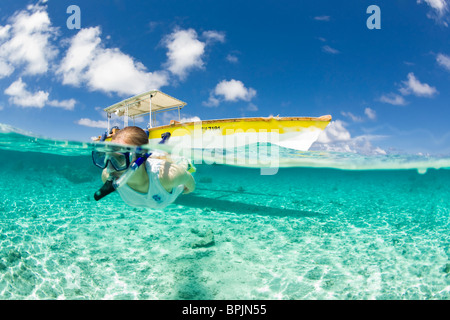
104,90 -> 187,118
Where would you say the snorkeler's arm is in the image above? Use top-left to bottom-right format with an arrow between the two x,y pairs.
159,162 -> 195,194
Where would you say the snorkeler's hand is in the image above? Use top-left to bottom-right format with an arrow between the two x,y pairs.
101,168 -> 110,183
182,173 -> 195,194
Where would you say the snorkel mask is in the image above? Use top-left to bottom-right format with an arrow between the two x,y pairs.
92,149 -> 150,201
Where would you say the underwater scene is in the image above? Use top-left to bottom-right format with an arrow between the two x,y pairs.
0,125 -> 449,300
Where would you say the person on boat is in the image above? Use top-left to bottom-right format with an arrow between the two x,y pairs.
93,126 -> 195,209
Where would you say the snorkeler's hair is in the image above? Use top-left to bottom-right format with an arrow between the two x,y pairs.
111,126 -> 148,146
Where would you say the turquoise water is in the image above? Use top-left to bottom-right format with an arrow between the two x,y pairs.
1,125 -> 450,299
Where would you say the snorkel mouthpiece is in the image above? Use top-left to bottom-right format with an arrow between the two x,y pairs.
94,177 -> 116,201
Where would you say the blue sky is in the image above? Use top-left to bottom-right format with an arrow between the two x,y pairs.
0,0 -> 449,155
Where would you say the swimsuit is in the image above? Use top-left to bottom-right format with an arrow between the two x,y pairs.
116,158 -> 184,209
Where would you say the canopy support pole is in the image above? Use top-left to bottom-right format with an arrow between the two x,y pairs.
124,106 -> 129,127
148,94 -> 153,128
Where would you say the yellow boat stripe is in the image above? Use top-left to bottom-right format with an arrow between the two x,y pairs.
148,119 -> 330,139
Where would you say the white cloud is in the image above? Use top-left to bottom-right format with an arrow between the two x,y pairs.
341,111 -> 363,122
76,118 -> 108,128
0,25 -> 10,39
86,48 -> 168,96
380,73 -> 437,106
417,0 -> 449,25
204,79 -> 256,107
315,120 -> 351,144
312,137 -> 387,155
314,16 -> 330,21
421,0 -> 448,12
215,79 -> 256,102
163,28 -> 225,80
0,26 -> 14,78
0,59 -> 14,78
364,107 -> 376,120
226,54 -> 239,63
163,28 -> 206,79
58,27 -> 168,96
202,30 -> 225,43
312,120 -> 386,155
399,72 -> 438,97
341,108 -> 377,122
4,78 -> 49,108
0,4 -> 58,76
322,45 -> 340,54
379,93 -> 407,106
180,116 -> 201,123
247,103 -> 258,112
437,53 -> 450,71
57,27 -> 100,86
47,98 -> 76,111
4,77 -> 75,110
203,94 -> 221,107
151,110 -> 201,127
0,4 -> 78,111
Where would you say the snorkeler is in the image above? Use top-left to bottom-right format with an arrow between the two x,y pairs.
92,126 -> 195,209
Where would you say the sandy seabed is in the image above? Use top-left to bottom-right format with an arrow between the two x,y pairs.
0,152 -> 449,300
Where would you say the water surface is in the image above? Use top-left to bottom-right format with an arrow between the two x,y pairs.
0,124 -> 449,299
